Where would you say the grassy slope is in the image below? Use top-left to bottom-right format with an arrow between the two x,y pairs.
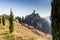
0,20 -> 52,40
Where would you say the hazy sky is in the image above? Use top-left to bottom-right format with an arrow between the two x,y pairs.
0,0 -> 51,18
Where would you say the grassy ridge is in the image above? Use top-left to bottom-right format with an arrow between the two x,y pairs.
0,19 -> 52,40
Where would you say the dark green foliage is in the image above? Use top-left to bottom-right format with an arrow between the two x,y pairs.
15,16 -> 25,23
51,0 -> 60,40
15,16 -> 22,23
2,15 -> 5,26
0,17 -> 1,24
9,9 -> 14,33
21,17 -> 25,23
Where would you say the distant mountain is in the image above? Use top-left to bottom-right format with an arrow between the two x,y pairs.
14,21 -> 52,40
15,10 -> 51,35
0,17 -> 52,40
44,16 -> 51,24
44,16 -> 51,34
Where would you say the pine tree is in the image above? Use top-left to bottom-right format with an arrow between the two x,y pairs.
51,0 -> 59,40
2,15 -> 5,26
9,9 -> 14,33
22,17 -> 24,23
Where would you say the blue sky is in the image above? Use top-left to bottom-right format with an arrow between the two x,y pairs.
0,0 -> 51,18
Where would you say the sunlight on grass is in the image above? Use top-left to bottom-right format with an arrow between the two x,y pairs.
0,24 -> 3,28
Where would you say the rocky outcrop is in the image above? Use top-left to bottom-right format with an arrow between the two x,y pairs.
15,10 -> 51,34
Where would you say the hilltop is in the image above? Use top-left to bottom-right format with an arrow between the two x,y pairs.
0,17 -> 52,40
0,10 -> 52,40
15,10 -> 51,34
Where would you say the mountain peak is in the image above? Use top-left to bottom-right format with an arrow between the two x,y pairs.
15,10 -> 51,35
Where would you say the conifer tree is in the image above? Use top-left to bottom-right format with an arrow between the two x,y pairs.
51,0 -> 59,40
2,15 -> 5,26
22,17 -> 24,23
9,9 -> 14,33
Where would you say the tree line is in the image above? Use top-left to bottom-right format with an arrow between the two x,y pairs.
0,9 -> 14,34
